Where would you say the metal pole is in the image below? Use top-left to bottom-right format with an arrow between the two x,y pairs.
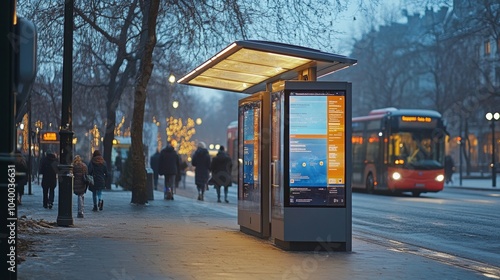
492,121 -> 496,187
57,0 -> 74,226
459,116 -> 463,186
28,95 -> 32,194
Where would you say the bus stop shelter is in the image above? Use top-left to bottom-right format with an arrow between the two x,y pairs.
179,40 -> 357,251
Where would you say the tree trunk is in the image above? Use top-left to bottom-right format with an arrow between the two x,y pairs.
130,0 -> 160,205
103,107 -> 116,189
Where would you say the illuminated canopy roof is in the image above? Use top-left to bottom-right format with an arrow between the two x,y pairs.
178,40 -> 357,94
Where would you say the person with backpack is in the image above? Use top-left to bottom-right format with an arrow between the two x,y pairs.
73,155 -> 89,218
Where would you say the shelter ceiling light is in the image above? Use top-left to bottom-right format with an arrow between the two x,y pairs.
178,40 -> 357,94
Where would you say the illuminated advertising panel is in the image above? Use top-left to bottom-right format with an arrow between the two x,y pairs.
240,101 -> 261,203
287,91 -> 346,207
40,132 -> 59,143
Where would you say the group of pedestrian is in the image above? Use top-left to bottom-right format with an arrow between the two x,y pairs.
36,150 -> 108,218
192,142 -> 233,202
155,141 -> 231,202
152,141 -> 232,203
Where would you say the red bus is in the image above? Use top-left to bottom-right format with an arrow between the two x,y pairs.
352,108 -> 446,196
226,120 -> 238,182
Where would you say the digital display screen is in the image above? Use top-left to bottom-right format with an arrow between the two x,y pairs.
241,101 -> 261,202
288,91 -> 346,207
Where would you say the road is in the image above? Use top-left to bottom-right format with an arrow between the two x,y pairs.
351,188 -> 500,273
177,182 -> 500,276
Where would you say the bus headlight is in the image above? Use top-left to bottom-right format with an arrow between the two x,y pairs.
435,174 -> 444,182
392,172 -> 401,180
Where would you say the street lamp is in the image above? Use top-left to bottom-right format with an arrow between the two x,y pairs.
168,74 -> 176,84
485,112 -> 499,187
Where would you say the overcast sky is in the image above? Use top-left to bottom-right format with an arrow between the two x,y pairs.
332,0 -> 450,55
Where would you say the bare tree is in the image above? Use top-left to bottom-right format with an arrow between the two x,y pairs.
128,0 -> 160,204
20,0 -> 377,201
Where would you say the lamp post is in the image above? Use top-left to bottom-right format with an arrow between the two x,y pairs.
485,112 -> 499,187
57,0 -> 74,226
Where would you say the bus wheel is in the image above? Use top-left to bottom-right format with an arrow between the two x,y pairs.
412,191 -> 421,197
366,174 -> 374,193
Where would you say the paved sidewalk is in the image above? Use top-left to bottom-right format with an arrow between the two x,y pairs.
16,175 -> 490,280
445,173 -> 500,191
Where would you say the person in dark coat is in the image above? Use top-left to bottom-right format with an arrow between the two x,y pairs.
88,150 -> 107,211
158,142 -> 179,200
39,151 -> 58,209
444,155 -> 455,184
210,146 -> 233,203
150,150 -> 161,189
14,150 -> 29,205
178,155 -> 188,189
73,155 -> 88,218
114,150 -> 123,188
191,142 -> 211,201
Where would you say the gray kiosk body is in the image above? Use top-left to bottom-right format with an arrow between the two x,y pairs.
270,81 -> 352,251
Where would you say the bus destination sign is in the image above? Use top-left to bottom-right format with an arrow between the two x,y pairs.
401,116 -> 432,123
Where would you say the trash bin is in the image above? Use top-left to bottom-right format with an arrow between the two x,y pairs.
146,168 -> 154,201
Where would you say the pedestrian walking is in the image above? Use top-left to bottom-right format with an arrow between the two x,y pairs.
73,155 -> 88,218
179,155 -> 188,189
191,142 -> 211,201
114,150 -> 123,188
14,149 -> 28,205
39,151 -> 58,209
150,150 -> 160,189
158,142 -> 179,200
210,146 -> 233,203
444,155 -> 455,184
88,150 -> 107,211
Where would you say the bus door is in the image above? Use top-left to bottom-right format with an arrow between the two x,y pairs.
351,123 -> 364,187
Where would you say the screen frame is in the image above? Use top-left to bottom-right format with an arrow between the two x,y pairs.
284,89 -> 347,208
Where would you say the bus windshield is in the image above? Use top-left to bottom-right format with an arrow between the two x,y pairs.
389,131 -> 443,170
